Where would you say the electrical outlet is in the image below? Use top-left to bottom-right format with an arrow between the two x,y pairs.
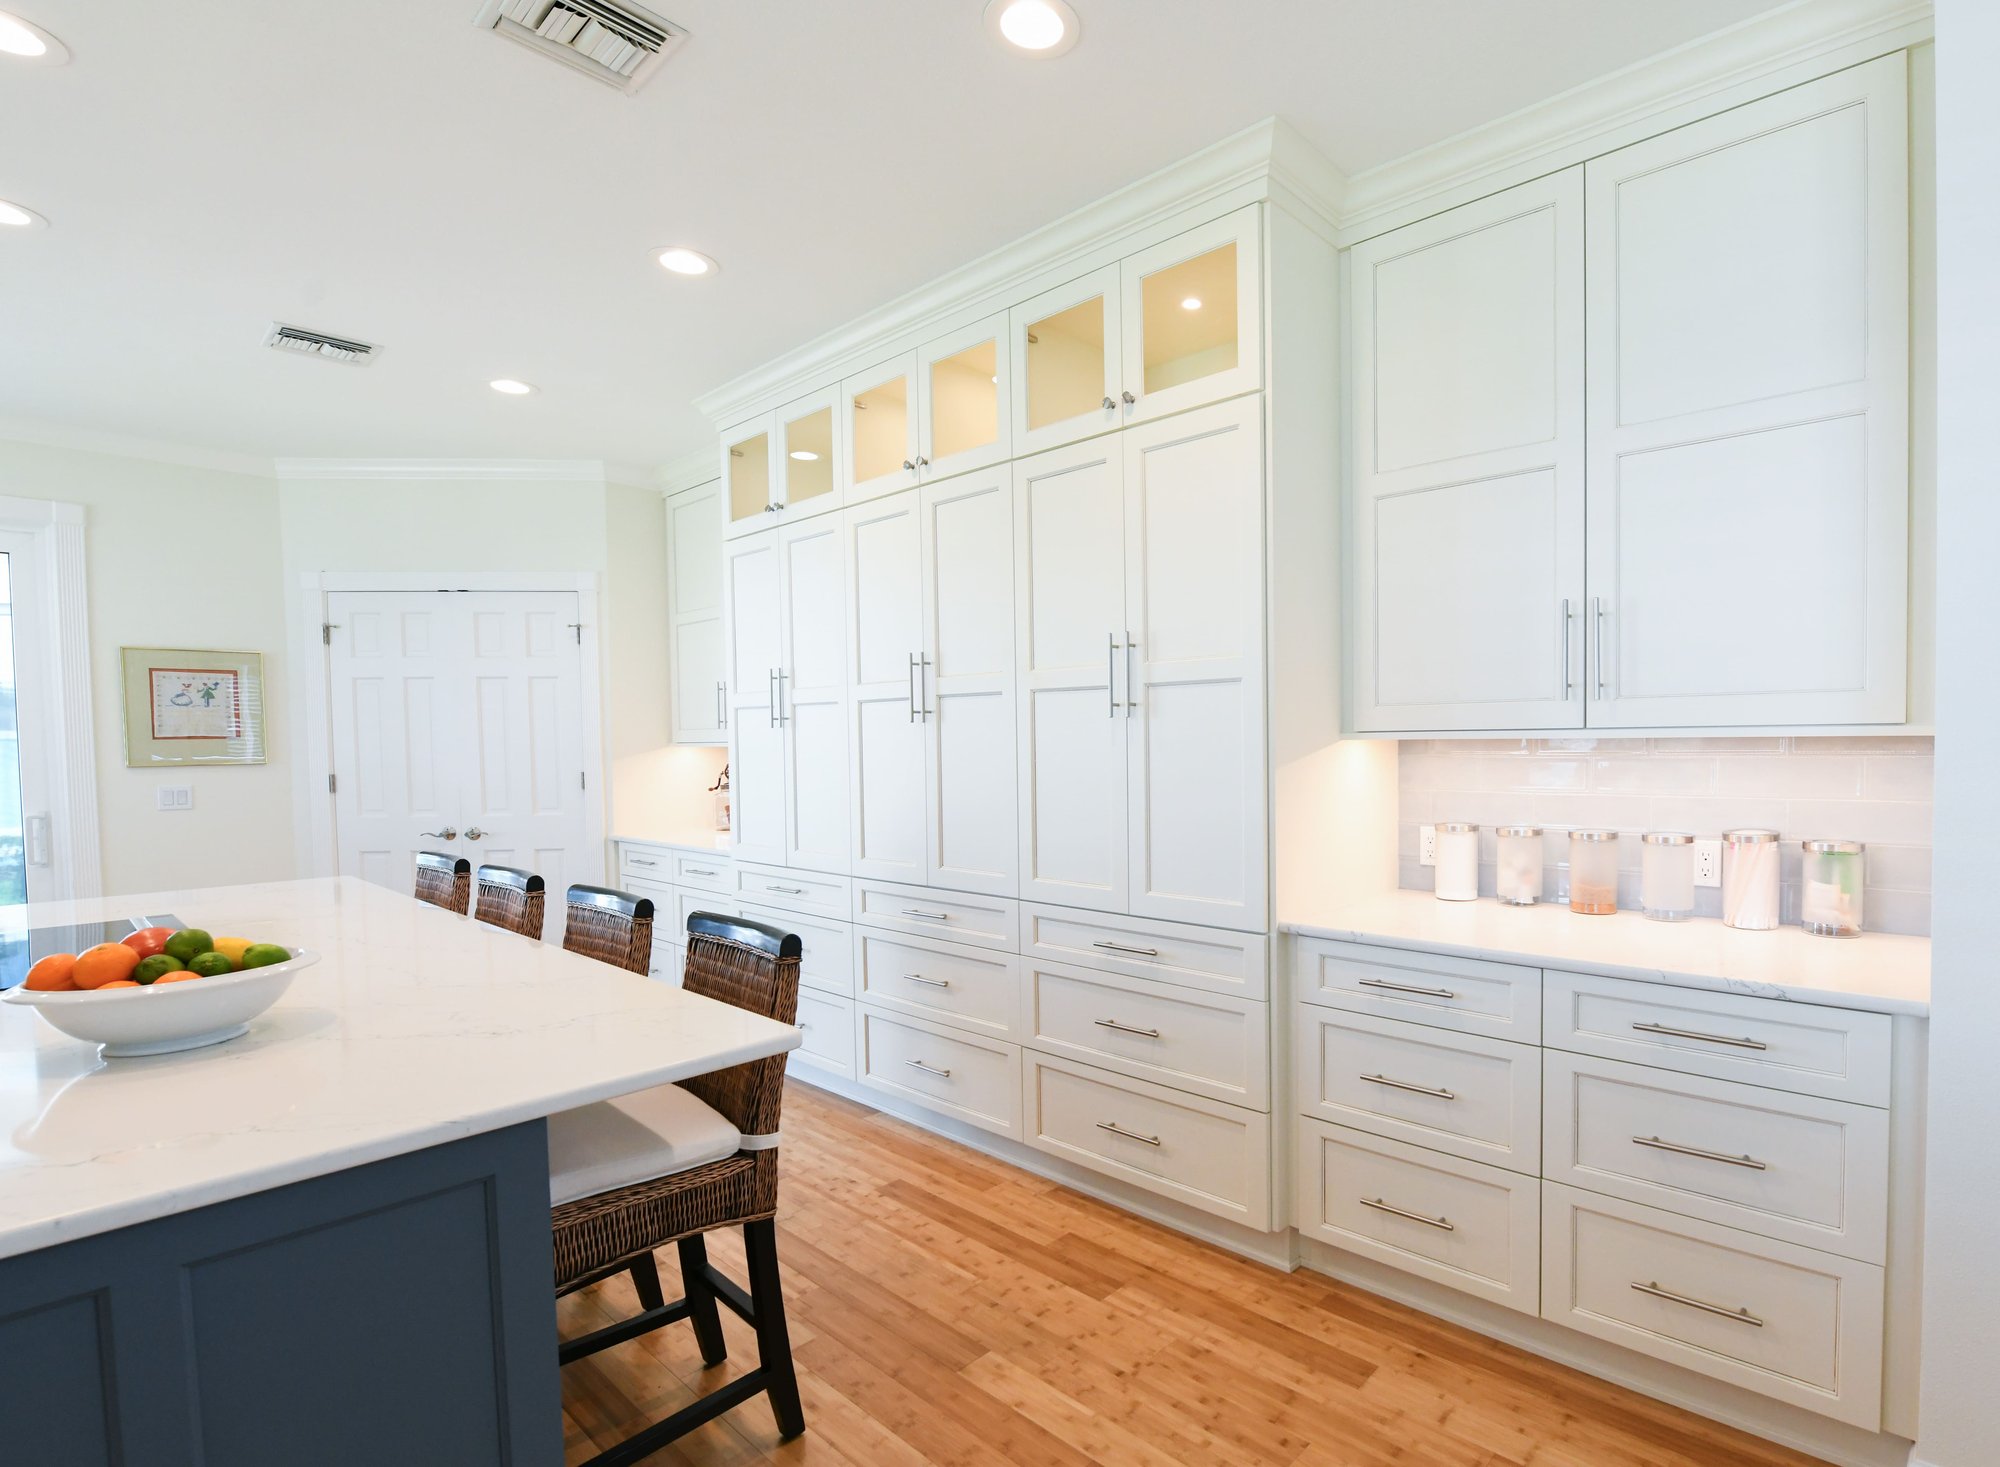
1419,824 -> 1437,867
156,785 -> 193,811
1694,838 -> 1722,888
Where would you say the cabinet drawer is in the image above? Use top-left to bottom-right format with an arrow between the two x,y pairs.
793,991 -> 856,1078
736,900 -> 852,998
1023,905 -> 1267,999
645,939 -> 682,987
665,887 -> 732,948
1544,1052 -> 1889,1263
1296,1120 -> 1539,1315
671,850 -> 733,893
733,863 -> 852,921
1542,1183 -> 1884,1429
1544,971 -> 1892,1106
854,929 -> 1018,1039
1295,1009 -> 1540,1175
858,1008 -> 1020,1139
1026,959 -> 1268,1109
618,844 -> 675,883
1293,937 -> 1539,1042
1024,1053 -> 1270,1229
853,879 -> 1019,952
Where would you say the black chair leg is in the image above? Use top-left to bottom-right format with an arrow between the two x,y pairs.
677,1234 -> 729,1367
743,1218 -> 805,1440
628,1252 -> 665,1312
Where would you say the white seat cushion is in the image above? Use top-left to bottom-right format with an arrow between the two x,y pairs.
546,1083 -> 743,1207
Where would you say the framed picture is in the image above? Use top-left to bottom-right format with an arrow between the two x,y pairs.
120,647 -> 267,766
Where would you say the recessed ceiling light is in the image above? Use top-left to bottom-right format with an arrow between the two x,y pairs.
789,450 -> 819,461
489,378 -> 536,396
984,0 -> 1079,57
0,198 -> 48,230
0,11 -> 68,63
655,246 -> 718,277
1181,297 -> 1202,311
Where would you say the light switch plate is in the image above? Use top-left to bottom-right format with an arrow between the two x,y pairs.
1693,838 -> 1722,887
1418,824 -> 1437,867
156,785 -> 193,811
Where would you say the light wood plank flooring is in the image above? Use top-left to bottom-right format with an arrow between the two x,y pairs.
559,1080 -> 1831,1467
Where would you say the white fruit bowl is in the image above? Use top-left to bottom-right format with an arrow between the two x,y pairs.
2,950 -> 319,1057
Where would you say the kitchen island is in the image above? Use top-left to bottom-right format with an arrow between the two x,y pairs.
0,877 -> 798,1467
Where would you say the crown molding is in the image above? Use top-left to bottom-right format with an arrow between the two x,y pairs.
271,457 -> 620,483
657,450 -> 717,495
1335,0 -> 1933,242
0,416 -> 274,478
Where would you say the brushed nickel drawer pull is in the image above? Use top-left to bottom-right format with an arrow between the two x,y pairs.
627,856 -> 658,867
1092,939 -> 1159,957
684,866 -> 716,876
903,908 -> 951,921
768,885 -> 806,895
1357,976 -> 1457,999
1632,1135 -> 1769,1170
905,1059 -> 951,1078
1360,1072 -> 1457,1100
1631,1280 -> 1764,1327
1096,1121 -> 1161,1146
1094,1018 -> 1162,1038
1358,1197 -> 1454,1231
1631,1021 -> 1768,1051
903,973 -> 951,988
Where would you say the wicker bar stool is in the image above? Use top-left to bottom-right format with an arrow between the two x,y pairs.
473,864 -> 545,939
561,884 -> 654,973
413,852 -> 470,915
548,912 -> 805,1463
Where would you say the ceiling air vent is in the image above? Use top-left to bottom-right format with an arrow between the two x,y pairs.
262,323 -> 382,366
474,0 -> 686,93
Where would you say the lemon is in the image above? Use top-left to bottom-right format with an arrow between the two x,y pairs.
212,936 -> 254,969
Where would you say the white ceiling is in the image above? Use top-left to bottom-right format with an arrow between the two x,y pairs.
0,0 -> 1791,469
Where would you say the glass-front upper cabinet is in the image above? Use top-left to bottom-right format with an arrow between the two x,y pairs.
775,387 -> 842,524
842,353 -> 920,505
1011,264 -> 1122,456
1119,206 -> 1261,423
721,416 -> 774,540
916,312 -> 1011,481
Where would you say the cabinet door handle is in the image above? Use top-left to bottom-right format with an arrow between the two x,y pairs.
902,973 -> 951,988
902,908 -> 951,922
1357,976 -> 1457,999
716,680 -> 727,729
1559,598 -> 1574,698
1631,1135 -> 1769,1170
902,459 -> 916,472
909,652 -> 921,724
1631,1021 -> 1768,1051
767,668 -> 777,728
1358,1197 -> 1454,1231
1630,1281 -> 1764,1327
1360,1072 -> 1457,1100
919,654 -> 932,721
1121,390 -> 1136,406
1124,633 -> 1138,717
1107,632 -> 1120,717
916,456 -> 930,470
774,668 -> 789,726
1091,939 -> 1159,957
1096,1120 -> 1161,1146
1101,396 -> 1117,411
1094,1018 -> 1162,1038
905,1059 -> 952,1078
1592,596 -> 1607,700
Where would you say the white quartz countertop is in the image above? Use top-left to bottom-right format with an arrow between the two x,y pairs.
612,831 -> 733,855
1282,890 -> 1930,1017
0,877 -> 798,1261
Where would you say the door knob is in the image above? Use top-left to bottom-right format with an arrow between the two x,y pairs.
1102,396 -> 1116,410
421,827 -> 458,841
1121,390 -> 1136,406
901,459 -> 915,471
465,827 -> 487,841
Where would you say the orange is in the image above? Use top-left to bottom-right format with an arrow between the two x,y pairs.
24,953 -> 77,991
98,979 -> 140,988
72,943 -> 142,990
154,971 -> 203,984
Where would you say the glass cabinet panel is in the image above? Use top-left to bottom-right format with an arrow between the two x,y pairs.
1139,241 -> 1239,395
1025,294 -> 1107,431
927,337 -> 999,461
782,404 -> 835,508
851,372 -> 911,486
727,429 -> 770,525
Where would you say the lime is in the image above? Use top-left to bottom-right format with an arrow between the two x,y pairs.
240,943 -> 290,969
133,954 -> 185,985
187,951 -> 235,978
163,928 -> 214,965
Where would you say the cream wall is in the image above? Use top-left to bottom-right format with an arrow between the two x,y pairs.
0,438 -> 295,896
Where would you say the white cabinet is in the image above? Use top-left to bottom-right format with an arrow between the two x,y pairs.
721,390 -> 846,541
917,312 -> 1012,482
723,530 -> 787,867
1119,207 -> 1263,424
843,488 -> 928,885
777,516 -> 850,875
842,354 -> 922,505
1583,56 -> 1909,727
1348,169 -> 1586,733
1011,265 -> 1123,457
665,479 -> 726,745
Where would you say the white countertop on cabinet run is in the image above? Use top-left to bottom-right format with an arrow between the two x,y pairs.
1283,890 -> 1930,1017
612,831 -> 732,854
0,877 -> 797,1261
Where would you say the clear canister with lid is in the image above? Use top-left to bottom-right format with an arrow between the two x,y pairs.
1495,825 -> 1544,906
1800,839 -> 1865,937
1639,832 -> 1696,922
1433,821 -> 1479,902
1722,828 -> 1782,931
1568,829 -> 1620,915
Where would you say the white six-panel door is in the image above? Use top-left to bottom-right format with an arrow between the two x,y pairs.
1583,55 -> 1909,727
1122,398 -> 1268,932
1014,438 -> 1130,913
778,517 -> 851,874
724,532 -> 787,867
1348,168 -> 1587,732
845,488 -> 928,884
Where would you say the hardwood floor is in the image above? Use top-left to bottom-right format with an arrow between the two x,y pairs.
558,1080 -> 1832,1467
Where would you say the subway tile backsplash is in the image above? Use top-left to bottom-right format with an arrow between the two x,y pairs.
1399,736 -> 1935,935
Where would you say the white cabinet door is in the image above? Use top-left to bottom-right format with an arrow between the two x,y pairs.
1118,207 -> 1262,425
916,312 -> 1011,483
778,517 -> 850,875
921,468 -> 1017,895
667,480 -> 726,745
842,353 -> 922,506
1584,56 -> 1908,728
720,413 -> 778,542
1011,265 -> 1122,457
724,531 -> 787,867
774,387 -> 844,526
1014,438 -> 1128,913
1348,168 -> 1586,732
1123,397 -> 1268,932
844,489 -> 928,886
